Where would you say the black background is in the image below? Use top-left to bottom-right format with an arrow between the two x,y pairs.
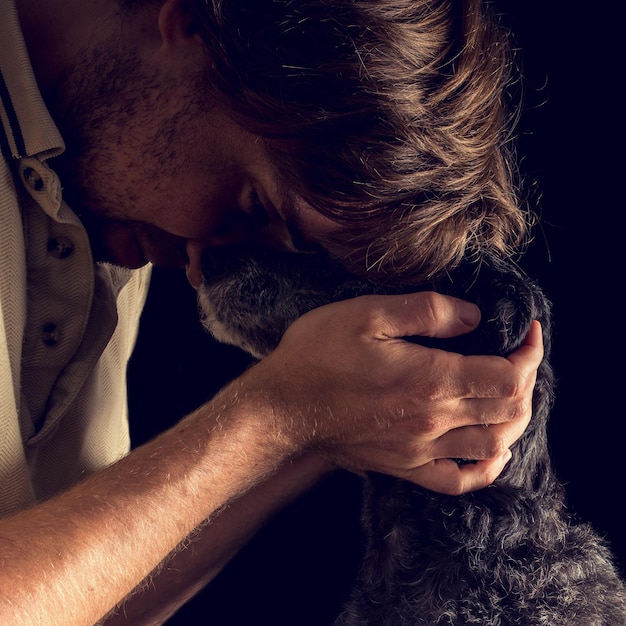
127,3 -> 625,623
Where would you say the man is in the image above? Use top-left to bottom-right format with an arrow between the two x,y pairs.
0,0 -> 543,623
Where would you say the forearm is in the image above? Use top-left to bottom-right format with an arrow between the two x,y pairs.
0,379 -> 312,626
102,453 -> 331,626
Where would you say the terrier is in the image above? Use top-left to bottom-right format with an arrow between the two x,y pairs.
198,246 -> 626,625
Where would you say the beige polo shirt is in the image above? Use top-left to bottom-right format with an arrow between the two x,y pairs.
1,0 -> 151,517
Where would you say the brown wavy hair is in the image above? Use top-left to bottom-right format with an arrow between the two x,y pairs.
192,0 -> 527,283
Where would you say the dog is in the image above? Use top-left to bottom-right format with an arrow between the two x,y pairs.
197,245 -> 626,625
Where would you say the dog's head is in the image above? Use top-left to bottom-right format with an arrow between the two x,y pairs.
197,245 -> 554,487
197,245 -> 550,362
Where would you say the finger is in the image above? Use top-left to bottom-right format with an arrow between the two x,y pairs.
507,320 -> 544,372
451,382 -> 534,427
357,292 -> 481,341
438,323 -> 542,401
431,411 -> 531,461
481,320 -> 543,396
450,451 -> 513,494
405,450 -> 513,495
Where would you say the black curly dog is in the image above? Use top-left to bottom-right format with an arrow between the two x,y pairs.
198,245 -> 626,625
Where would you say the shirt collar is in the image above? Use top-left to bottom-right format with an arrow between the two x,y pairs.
0,0 -> 65,160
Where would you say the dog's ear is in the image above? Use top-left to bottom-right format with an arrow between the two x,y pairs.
404,255 -> 550,359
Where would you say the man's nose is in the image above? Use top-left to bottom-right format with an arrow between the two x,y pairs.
185,239 -> 207,289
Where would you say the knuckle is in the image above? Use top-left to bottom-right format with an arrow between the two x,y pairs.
445,479 -> 466,497
506,394 -> 533,424
518,394 -> 533,419
417,291 -> 447,326
357,304 -> 382,334
419,414 -> 441,435
424,381 -> 449,404
417,364 -> 453,403
484,433 -> 507,459
404,404 -> 444,435
499,370 -> 529,401
354,298 -> 389,337
501,372 -> 522,398
479,467 -> 500,489
467,464 -> 500,493
505,366 -> 536,400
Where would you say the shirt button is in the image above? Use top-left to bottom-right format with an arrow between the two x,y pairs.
47,236 -> 75,259
42,323 -> 60,347
23,167 -> 44,191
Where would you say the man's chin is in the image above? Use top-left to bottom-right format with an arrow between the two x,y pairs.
85,221 -> 148,268
85,219 -> 187,269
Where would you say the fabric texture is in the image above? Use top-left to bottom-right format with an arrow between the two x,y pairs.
1,0 -> 151,517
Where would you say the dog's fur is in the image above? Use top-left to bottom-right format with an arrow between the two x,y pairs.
198,245 -> 626,625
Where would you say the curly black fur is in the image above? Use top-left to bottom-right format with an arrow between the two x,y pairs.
198,246 -> 626,625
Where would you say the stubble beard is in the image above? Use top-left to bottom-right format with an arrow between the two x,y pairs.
41,39 -> 209,263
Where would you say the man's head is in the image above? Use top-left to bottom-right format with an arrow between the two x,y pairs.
185,0 -> 527,283
24,0 -> 526,282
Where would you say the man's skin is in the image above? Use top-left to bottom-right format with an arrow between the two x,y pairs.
0,0 -> 543,624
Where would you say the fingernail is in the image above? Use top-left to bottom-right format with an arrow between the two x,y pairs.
458,301 -> 481,326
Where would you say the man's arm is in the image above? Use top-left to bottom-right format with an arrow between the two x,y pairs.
101,452 -> 332,626
0,293 -> 542,625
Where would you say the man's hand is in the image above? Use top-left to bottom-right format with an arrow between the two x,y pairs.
236,291 -> 543,495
